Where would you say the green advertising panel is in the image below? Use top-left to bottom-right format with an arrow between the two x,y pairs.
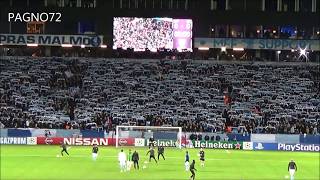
146,139 -> 178,147
192,141 -> 242,149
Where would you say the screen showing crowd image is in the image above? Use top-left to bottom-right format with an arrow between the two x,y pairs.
113,17 -> 193,52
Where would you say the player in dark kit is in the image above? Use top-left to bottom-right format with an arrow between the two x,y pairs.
190,160 -> 197,180
132,150 -> 139,170
157,145 -> 165,160
199,148 -> 205,167
149,136 -> 155,149
146,147 -> 157,163
92,144 -> 98,161
288,159 -> 297,180
60,142 -> 69,156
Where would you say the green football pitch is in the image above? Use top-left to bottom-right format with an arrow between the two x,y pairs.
1,145 -> 319,180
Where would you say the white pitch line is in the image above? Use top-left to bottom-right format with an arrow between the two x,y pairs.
0,154 -> 290,162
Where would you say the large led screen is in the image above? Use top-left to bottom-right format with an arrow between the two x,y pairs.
113,17 -> 192,52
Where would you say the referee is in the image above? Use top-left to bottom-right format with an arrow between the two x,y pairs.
288,159 -> 297,180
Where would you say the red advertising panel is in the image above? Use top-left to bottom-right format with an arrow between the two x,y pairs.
37,137 -> 64,145
37,137 -> 108,146
107,138 -> 135,146
64,138 -> 108,146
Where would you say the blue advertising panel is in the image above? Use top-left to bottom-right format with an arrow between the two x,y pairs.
7,129 -> 32,137
299,135 -> 320,144
278,143 -> 320,152
80,130 -> 104,138
227,133 -> 251,142
252,142 -> 278,150
153,132 -> 177,140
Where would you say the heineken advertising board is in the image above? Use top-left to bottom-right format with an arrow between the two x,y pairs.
192,141 -> 242,149
146,139 -> 178,147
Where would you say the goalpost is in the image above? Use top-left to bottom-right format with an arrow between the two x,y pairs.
116,126 -> 182,149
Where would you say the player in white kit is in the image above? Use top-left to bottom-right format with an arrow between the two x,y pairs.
118,149 -> 127,172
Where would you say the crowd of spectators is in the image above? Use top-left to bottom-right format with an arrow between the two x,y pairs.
0,57 -> 319,135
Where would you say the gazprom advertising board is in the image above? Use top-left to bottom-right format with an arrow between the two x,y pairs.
0,34 -> 103,47
194,38 -> 320,51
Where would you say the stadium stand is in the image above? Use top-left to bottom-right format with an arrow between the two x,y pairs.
0,57 -> 319,135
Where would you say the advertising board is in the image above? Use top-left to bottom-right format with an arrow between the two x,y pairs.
192,141 -> 242,149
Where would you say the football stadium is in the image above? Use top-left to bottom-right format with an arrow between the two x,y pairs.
0,0 -> 319,180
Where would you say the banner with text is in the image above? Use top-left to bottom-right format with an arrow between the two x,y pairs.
278,143 -> 320,152
36,137 -> 109,146
194,38 -> 320,51
0,137 -> 37,145
146,139 -> 178,147
0,34 -> 104,47
192,140 -> 242,149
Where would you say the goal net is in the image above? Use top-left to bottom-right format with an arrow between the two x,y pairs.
115,126 -> 182,149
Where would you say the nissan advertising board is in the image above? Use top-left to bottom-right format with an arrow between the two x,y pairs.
36,137 -> 109,146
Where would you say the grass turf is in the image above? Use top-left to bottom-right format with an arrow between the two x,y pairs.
0,145 -> 319,180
